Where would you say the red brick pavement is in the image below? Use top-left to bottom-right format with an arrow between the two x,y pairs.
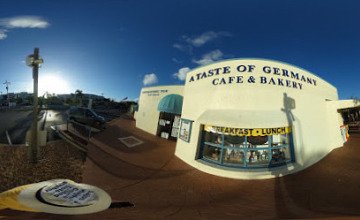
76,118 -> 360,219
2,117 -> 360,219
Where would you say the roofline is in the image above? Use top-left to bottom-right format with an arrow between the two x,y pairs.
141,84 -> 184,89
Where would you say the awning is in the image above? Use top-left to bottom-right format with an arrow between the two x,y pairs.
157,94 -> 183,114
197,109 -> 291,128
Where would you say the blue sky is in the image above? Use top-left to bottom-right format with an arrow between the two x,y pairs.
0,0 -> 359,101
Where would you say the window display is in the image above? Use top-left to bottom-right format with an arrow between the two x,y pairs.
200,125 -> 293,169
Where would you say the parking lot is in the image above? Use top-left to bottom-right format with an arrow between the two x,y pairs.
0,108 -> 68,145
0,107 -> 120,145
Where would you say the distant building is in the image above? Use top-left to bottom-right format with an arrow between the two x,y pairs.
7,92 -> 15,100
57,93 -> 104,100
84,94 -> 105,100
57,94 -> 73,100
16,92 -> 32,99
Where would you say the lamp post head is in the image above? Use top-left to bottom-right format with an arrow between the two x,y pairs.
26,54 -> 44,67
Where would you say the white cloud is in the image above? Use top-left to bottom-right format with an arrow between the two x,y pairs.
172,58 -> 182,64
173,43 -> 193,53
193,49 -> 224,65
173,43 -> 185,50
0,16 -> 50,40
0,16 -> 49,29
143,73 -> 158,86
173,67 -> 191,81
0,29 -> 7,40
184,31 -> 232,47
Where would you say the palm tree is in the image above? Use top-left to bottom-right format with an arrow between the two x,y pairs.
75,89 -> 83,106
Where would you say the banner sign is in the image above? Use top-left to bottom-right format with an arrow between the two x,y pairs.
204,125 -> 291,136
188,64 -> 318,90
142,89 -> 168,97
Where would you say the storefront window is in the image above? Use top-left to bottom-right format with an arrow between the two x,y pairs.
246,149 -> 270,166
202,144 -> 221,162
203,131 -> 222,144
200,125 -> 293,169
272,133 -> 289,146
223,135 -> 245,147
223,148 -> 245,165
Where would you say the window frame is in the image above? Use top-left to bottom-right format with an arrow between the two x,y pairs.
200,126 -> 294,169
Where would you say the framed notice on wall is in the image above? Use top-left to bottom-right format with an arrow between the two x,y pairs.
179,119 -> 192,142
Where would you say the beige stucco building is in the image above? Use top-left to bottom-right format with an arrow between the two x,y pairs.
135,58 -> 359,179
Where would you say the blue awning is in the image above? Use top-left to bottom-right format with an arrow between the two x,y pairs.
157,94 -> 183,114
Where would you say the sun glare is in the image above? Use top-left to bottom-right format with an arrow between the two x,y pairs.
38,74 -> 71,96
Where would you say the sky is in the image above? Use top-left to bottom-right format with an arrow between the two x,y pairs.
0,0 -> 359,101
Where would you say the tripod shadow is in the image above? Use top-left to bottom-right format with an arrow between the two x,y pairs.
272,93 -> 311,218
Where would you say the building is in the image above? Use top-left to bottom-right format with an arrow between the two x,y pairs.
135,58 -> 359,179
16,92 -> 32,99
136,85 -> 183,140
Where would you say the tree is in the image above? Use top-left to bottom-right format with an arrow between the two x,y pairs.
25,96 -> 33,105
75,89 -> 83,106
16,97 -> 23,104
38,96 -> 44,107
350,96 -> 360,105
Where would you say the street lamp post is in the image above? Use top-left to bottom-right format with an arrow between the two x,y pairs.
3,80 -> 10,108
26,48 -> 43,163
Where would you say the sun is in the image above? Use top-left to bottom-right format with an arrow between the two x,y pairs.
38,74 -> 71,96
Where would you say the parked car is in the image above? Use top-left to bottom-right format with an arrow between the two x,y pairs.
67,107 -> 106,129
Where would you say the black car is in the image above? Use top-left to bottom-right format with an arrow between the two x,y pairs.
67,107 -> 106,128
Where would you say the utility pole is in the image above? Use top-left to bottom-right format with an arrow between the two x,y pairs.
3,80 -> 10,107
26,48 -> 43,163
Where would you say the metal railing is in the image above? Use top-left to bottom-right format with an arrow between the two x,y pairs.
66,119 -> 100,141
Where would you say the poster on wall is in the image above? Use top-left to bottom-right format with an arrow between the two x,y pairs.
340,125 -> 349,143
171,116 -> 181,138
173,116 -> 181,128
159,119 -> 166,126
179,119 -> 192,142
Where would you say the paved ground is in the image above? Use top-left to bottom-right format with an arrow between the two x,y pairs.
0,110 -> 32,144
42,109 -> 68,142
0,109 -> 67,145
2,116 -> 360,219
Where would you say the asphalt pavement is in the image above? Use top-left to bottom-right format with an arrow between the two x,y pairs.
0,105 -> 121,145
0,109 -> 67,145
42,109 -> 68,143
0,110 -> 32,145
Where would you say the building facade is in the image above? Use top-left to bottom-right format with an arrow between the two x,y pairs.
135,59 -> 359,179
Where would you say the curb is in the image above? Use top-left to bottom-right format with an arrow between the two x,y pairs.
57,129 -> 88,153
0,143 -> 26,147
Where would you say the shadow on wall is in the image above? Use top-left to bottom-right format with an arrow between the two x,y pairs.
281,93 -> 296,163
272,93 -> 303,218
281,93 -> 306,167
274,94 -> 360,218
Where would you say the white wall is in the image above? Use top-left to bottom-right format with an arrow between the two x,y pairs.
136,85 -> 183,135
175,58 -> 341,179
